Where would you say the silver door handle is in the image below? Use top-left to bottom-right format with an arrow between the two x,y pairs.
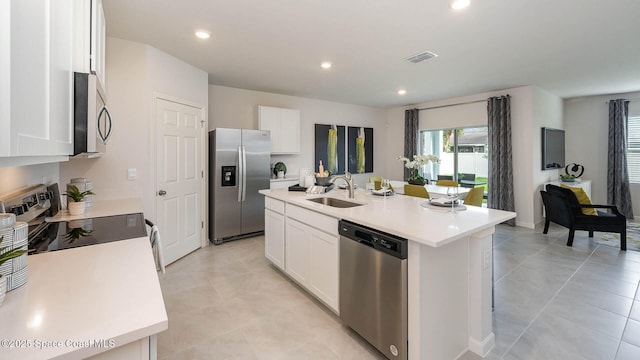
158,190 -> 167,196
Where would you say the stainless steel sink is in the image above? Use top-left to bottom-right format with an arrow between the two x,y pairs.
307,197 -> 364,208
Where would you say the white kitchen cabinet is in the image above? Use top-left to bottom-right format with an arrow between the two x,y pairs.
283,204 -> 339,313
73,0 -> 106,88
265,197 -> 286,270
0,0 -> 74,159
86,336 -> 152,360
258,106 -> 300,154
285,218 -> 310,285
308,226 -> 339,311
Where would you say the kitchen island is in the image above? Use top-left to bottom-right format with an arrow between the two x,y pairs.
0,236 -> 167,359
259,188 -> 516,359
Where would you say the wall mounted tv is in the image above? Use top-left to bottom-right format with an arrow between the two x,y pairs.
541,127 -> 565,170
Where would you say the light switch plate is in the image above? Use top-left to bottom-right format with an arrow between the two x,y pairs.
127,168 -> 137,180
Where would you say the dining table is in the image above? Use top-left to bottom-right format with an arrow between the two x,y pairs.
389,181 -> 471,199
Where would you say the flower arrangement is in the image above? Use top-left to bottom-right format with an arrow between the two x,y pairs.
397,154 -> 440,185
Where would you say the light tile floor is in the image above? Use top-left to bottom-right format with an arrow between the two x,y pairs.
157,224 -> 640,359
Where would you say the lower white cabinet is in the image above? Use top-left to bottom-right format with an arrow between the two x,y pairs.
86,336 -> 152,360
265,208 -> 285,270
263,200 -> 340,313
265,198 -> 286,270
307,223 -> 339,311
285,218 -> 310,285
284,206 -> 339,313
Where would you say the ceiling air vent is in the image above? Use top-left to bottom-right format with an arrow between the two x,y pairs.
404,51 -> 438,64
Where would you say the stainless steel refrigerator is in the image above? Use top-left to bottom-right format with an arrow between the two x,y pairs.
209,128 -> 271,244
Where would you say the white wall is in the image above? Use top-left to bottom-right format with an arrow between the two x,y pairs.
385,86 -> 563,229
532,87 -> 564,225
565,91 -> 640,214
0,163 -> 59,195
209,85 -> 388,187
60,37 -> 208,218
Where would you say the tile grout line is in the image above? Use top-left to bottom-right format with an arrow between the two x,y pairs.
613,271 -> 640,358
499,243 -> 600,359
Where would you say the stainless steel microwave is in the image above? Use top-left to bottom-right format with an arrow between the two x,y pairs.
73,72 -> 112,156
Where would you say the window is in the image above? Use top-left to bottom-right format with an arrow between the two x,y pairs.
419,126 -> 488,188
627,116 -> 640,183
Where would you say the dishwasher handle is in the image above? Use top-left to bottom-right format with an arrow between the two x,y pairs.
339,220 -> 407,259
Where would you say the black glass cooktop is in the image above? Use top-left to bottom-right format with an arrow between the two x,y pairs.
28,213 -> 148,254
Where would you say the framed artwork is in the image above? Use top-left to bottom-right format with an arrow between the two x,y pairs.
347,127 -> 373,173
314,124 -> 345,175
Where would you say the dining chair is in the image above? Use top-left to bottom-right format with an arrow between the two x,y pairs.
463,187 -> 484,207
404,184 -> 429,198
145,219 -> 166,273
436,179 -> 459,187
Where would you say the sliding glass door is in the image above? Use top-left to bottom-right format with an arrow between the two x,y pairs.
419,126 -> 488,190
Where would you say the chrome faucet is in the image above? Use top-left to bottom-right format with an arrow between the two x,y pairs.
329,172 -> 355,199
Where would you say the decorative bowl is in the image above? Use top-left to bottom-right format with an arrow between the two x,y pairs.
315,176 -> 332,186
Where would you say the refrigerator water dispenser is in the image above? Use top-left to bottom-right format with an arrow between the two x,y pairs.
221,166 -> 236,187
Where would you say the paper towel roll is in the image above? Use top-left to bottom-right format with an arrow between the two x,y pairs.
304,175 -> 315,188
299,168 -> 311,186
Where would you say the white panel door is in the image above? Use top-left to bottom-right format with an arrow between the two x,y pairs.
156,98 -> 203,265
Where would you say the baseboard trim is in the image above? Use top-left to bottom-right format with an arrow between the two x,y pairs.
469,332 -> 495,357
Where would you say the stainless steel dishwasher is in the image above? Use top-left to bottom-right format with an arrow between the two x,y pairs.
339,220 -> 408,360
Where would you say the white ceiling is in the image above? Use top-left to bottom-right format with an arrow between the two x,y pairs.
104,0 -> 640,108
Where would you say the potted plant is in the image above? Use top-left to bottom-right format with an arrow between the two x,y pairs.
397,154 -> 440,185
0,236 -> 28,306
64,184 -> 95,215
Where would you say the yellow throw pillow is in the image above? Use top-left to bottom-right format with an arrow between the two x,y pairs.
560,184 -> 597,216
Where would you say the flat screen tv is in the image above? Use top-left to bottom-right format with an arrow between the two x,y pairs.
541,127 -> 565,170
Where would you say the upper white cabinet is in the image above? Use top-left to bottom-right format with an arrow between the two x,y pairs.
0,0 -> 74,159
258,106 -> 300,154
73,0 -> 106,88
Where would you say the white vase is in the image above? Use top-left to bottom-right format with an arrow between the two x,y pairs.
0,275 -> 6,307
68,201 -> 86,215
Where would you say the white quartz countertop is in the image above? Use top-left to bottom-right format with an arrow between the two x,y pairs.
46,198 -> 144,222
259,188 -> 516,247
270,176 -> 299,182
0,237 -> 168,360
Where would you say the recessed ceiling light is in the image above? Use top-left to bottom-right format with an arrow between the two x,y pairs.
195,31 -> 210,39
450,0 -> 471,10
398,89 -> 407,95
321,62 -> 332,69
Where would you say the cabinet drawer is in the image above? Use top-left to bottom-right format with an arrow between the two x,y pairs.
286,204 -> 338,236
265,197 -> 285,214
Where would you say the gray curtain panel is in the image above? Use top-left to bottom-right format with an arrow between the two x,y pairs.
607,99 -> 633,219
404,109 -> 419,181
487,95 -> 515,226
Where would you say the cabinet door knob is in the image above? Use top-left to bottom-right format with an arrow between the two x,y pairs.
158,190 -> 167,196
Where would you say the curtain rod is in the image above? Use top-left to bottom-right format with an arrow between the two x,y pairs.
417,98 -> 487,111
606,98 -> 640,103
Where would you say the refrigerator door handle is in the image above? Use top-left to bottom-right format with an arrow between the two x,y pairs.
241,145 -> 247,202
237,145 -> 243,203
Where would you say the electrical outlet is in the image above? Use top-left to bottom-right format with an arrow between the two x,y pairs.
483,249 -> 491,270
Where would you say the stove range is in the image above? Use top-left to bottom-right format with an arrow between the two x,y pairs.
0,184 -> 147,255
